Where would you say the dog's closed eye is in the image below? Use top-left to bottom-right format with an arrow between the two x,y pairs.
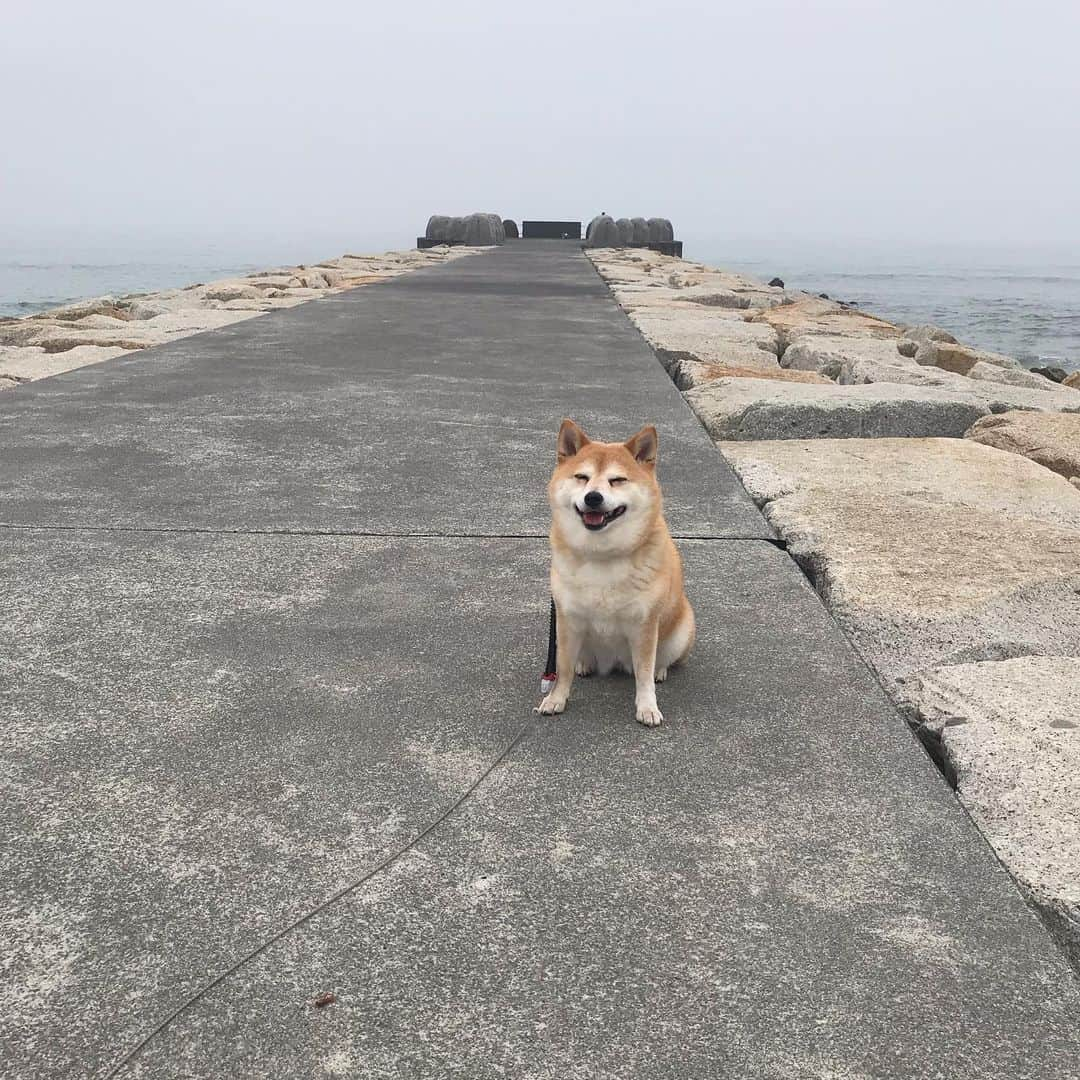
609,476 -> 628,485
573,473 -> 589,481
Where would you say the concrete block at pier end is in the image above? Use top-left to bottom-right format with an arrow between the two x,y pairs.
647,217 -> 674,243
425,215 -> 451,243
585,215 -> 622,248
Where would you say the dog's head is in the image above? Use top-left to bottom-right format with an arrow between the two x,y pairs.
547,418 -> 662,553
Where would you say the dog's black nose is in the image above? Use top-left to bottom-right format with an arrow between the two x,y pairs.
584,490 -> 604,508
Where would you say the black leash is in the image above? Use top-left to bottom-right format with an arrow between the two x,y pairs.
540,598 -> 557,693
98,720 -> 532,1078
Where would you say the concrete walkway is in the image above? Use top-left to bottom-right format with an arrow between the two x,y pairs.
1,241 -> 1078,1079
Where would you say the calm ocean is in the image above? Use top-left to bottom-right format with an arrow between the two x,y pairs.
712,251 -> 1080,374
2,229 -> 1077,374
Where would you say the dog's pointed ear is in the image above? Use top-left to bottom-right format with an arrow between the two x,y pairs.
625,424 -> 658,468
557,418 -> 590,462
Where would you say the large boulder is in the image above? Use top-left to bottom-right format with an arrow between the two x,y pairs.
748,297 -> 900,344
586,214 -> 606,241
632,309 -> 780,369
685,378 -> 988,441
915,340 -> 1024,376
909,656 -> 1080,969
781,335 -> 908,381
899,324 -> 958,346
425,215 -> 451,243
615,218 -> 634,245
966,410 -> 1080,483
647,217 -> 674,243
630,217 -> 650,244
1064,371 -> 1080,389
502,218 -> 519,238
585,215 -> 622,248
1031,365 -> 1068,383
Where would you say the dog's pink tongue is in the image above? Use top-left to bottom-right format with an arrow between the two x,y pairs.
583,511 -> 605,527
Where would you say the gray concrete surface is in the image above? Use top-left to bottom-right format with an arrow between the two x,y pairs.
0,242 -> 768,539
2,241 -> 1079,1079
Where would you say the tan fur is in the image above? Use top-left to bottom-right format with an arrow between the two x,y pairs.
536,418 -> 695,727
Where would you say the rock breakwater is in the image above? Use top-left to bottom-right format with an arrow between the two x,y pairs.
588,245 -> 1080,967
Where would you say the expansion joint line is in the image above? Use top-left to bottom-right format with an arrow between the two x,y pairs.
98,719 -> 535,1079
0,522 -> 784,546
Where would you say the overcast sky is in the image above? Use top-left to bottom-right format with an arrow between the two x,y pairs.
3,0 -> 1078,259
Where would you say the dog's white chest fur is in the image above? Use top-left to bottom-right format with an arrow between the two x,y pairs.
553,554 -> 654,640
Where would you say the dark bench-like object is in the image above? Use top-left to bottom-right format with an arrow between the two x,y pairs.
522,220 -> 582,239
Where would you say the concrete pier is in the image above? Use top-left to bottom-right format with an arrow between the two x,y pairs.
2,241 -> 1078,1078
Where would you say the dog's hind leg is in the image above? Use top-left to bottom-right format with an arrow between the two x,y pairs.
657,605 -> 695,679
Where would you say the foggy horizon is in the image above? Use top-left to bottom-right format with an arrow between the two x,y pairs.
4,0 -> 1078,262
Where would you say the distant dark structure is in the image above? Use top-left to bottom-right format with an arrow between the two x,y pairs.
584,213 -> 681,256
768,277 -> 785,288
418,212 -> 506,248
522,220 -> 582,240
503,219 -> 519,238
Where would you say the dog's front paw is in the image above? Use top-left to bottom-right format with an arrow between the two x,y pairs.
654,667 -> 668,683
636,702 -> 664,727
535,692 -> 568,715
575,660 -> 595,677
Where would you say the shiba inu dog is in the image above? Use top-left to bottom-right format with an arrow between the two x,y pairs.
536,418 -> 695,727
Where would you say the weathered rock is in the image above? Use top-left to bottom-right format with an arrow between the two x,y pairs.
0,344 -> 132,381
915,341 -> 1024,376
900,324 -> 958,346
425,215 -> 451,243
781,335 -> 907,381
203,283 -> 266,302
768,278 -> 785,288
1031,365 -> 1068,383
909,656 -> 1080,968
655,350 -> 827,390
586,214 -> 605,241
27,296 -> 132,323
502,219 -> 519,238
614,218 -> 634,245
634,310 -> 780,369
1064,371 -> 1080,389
687,378 -> 988,441
685,291 -> 751,310
585,215 -> 622,248
897,339 -> 919,358
647,217 -> 674,243
966,411 -> 1080,483
630,217 -> 650,244
748,297 -> 900,344
719,437 -> 1080,683
962,358 -> 1062,391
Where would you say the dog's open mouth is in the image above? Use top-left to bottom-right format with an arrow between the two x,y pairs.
576,505 -> 627,531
